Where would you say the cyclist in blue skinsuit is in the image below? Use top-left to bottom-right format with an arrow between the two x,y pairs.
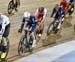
50,4 -> 65,31
51,4 -> 59,18
51,4 -> 65,23
18,12 -> 38,48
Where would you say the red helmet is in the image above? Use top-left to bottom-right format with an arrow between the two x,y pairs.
39,7 -> 44,13
61,0 -> 67,2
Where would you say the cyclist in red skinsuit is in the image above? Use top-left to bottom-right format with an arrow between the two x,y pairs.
35,7 -> 47,37
60,0 -> 69,13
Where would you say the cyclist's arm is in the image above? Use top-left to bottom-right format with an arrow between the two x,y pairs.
42,8 -> 47,21
20,17 -> 25,32
51,8 -> 56,17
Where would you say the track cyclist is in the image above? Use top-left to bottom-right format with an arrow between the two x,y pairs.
51,4 -> 65,23
18,12 -> 38,48
51,4 -> 65,30
0,13 -> 10,59
35,7 -> 47,37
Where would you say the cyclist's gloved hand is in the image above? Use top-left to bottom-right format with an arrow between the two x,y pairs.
18,29 -> 22,33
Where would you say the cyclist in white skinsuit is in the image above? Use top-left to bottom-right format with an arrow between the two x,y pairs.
0,13 -> 10,59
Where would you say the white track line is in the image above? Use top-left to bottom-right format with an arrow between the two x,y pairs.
16,40 -> 75,62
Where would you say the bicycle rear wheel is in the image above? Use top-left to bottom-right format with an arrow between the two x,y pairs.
8,1 -> 14,14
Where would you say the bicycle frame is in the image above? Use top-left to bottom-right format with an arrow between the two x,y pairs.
53,20 -> 60,30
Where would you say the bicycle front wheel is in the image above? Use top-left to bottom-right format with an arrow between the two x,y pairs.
18,35 -> 28,55
8,1 -> 14,14
47,23 -> 53,35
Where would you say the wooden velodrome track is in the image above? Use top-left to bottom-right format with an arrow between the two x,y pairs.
0,0 -> 75,62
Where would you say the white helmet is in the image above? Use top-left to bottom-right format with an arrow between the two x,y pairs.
23,12 -> 30,18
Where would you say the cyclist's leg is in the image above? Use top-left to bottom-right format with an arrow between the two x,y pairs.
25,23 -> 30,42
1,24 -> 10,59
31,32 -> 36,48
40,22 -> 44,34
61,13 -> 65,24
37,18 -> 44,36
57,19 -> 61,30
30,24 -> 38,48
14,3 -> 18,11
14,0 -> 18,11
54,17 -> 61,30
14,0 -> 20,11
38,22 -> 43,37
